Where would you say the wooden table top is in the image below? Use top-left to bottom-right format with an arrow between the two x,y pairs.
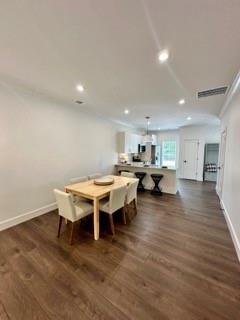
65,175 -> 138,200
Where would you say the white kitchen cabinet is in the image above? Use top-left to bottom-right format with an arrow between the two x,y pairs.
117,132 -> 142,154
117,132 -> 130,153
131,134 -> 141,153
152,135 -> 157,145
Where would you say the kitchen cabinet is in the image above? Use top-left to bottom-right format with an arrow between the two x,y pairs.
152,134 -> 157,145
117,132 -> 142,154
131,134 -> 142,153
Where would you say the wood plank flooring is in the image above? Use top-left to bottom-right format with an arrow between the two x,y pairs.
0,180 -> 240,320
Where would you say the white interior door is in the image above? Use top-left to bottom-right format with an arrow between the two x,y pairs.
183,139 -> 199,180
216,130 -> 227,198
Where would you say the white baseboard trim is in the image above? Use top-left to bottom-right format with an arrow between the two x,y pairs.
220,199 -> 240,262
0,202 -> 57,232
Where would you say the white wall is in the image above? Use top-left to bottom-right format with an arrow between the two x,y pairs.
219,78 -> 240,260
179,125 -> 220,181
0,83 -> 128,229
152,127 -> 220,180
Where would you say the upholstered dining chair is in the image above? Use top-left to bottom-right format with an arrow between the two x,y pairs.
54,189 -> 93,245
121,171 -> 135,178
69,175 -> 89,203
124,180 -> 138,222
99,185 -> 127,235
88,173 -> 102,180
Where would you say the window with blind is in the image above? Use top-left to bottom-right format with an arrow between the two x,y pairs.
162,140 -> 177,167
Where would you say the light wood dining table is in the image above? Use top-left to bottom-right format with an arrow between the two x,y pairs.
65,175 -> 138,240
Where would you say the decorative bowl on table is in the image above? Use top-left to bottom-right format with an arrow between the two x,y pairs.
94,176 -> 114,186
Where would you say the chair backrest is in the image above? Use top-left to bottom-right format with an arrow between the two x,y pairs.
126,180 -> 138,204
88,173 -> 102,180
121,171 -> 135,178
109,185 -> 127,214
54,189 -> 76,221
70,176 -> 88,184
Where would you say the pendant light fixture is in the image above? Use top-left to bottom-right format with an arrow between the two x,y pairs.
142,116 -> 153,143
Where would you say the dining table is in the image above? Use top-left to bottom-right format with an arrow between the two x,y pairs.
65,175 -> 138,240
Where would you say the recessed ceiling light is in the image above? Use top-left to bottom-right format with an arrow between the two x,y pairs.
179,99 -> 185,105
76,84 -> 84,92
158,50 -> 169,63
187,116 -> 192,121
124,109 -> 129,114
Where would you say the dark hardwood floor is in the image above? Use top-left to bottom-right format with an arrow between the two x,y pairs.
0,180 -> 240,320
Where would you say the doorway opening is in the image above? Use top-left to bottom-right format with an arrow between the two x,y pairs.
203,143 -> 219,182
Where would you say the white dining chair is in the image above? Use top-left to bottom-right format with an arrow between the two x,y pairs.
69,176 -> 89,203
88,173 -> 102,180
69,176 -> 88,184
125,180 -> 139,222
121,171 -> 135,178
54,189 -> 93,245
99,185 -> 127,235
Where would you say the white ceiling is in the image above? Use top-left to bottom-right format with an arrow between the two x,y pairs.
1,0 -> 240,130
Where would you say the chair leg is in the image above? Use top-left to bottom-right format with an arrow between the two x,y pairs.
122,207 -> 127,225
133,199 -> 137,215
69,222 -> 75,245
108,215 -> 115,235
57,216 -> 63,238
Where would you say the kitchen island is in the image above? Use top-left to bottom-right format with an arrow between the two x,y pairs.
115,164 -> 177,194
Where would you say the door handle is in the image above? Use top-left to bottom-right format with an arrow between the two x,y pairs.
184,160 -> 187,163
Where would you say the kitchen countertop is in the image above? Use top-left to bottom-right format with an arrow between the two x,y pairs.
115,163 -> 176,171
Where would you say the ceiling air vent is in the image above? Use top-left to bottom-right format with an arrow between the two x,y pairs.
75,100 -> 84,104
197,86 -> 228,99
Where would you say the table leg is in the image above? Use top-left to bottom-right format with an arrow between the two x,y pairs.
93,198 -> 100,240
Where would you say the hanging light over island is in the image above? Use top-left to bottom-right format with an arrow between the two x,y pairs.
142,116 -> 153,143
